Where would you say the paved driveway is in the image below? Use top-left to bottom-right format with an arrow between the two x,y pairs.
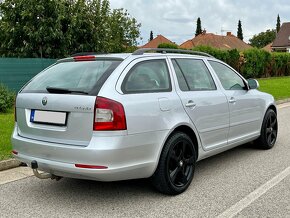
0,103 -> 290,218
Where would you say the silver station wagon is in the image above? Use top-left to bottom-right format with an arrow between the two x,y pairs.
12,48 -> 278,195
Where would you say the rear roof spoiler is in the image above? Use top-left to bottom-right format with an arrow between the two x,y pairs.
70,52 -> 107,57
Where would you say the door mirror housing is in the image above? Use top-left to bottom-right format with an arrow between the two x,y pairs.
247,79 -> 259,90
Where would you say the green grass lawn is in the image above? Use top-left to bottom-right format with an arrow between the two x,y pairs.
0,76 -> 290,161
0,109 -> 14,160
258,76 -> 290,100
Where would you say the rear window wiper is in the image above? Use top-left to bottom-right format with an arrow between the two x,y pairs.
46,87 -> 89,95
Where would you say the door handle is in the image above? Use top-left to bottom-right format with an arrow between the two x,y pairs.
185,101 -> 196,108
228,97 -> 236,104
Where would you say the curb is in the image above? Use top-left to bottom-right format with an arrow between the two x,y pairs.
276,98 -> 290,105
0,99 -> 289,172
0,159 -> 21,172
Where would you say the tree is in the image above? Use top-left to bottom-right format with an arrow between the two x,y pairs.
0,0 -> 65,58
108,8 -> 141,53
67,0 -> 96,54
0,0 -> 141,57
249,29 -> 276,48
237,20 -> 243,41
150,31 -> 153,41
195,17 -> 202,36
276,14 -> 281,33
88,0 -> 112,53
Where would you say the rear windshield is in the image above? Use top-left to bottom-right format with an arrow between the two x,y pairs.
21,59 -> 121,95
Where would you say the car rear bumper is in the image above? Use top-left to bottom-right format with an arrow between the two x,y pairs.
12,126 -> 167,181
13,152 -> 155,181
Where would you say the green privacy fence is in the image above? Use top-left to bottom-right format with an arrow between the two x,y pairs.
0,58 -> 56,92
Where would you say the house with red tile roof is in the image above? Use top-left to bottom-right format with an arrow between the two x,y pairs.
271,22 -> 290,52
141,35 -> 176,48
180,32 -> 252,51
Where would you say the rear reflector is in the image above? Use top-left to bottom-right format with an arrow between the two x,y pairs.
75,164 -> 108,169
94,97 -> 127,131
12,150 -> 18,155
73,55 -> 96,61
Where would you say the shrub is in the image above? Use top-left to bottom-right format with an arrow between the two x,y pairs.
124,46 -> 138,53
241,48 -> 271,78
226,49 -> 240,70
270,52 -> 290,77
158,43 -> 178,49
192,46 -> 290,78
192,45 -> 227,61
192,46 -> 240,71
0,84 -> 15,113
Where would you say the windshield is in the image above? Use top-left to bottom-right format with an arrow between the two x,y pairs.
21,59 -> 121,95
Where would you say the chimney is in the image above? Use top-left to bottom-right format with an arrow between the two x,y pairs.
202,29 -> 207,35
226,32 -> 232,36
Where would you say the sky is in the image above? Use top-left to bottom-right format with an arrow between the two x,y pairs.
109,0 -> 290,46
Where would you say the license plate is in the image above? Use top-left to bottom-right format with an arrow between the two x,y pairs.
30,110 -> 67,126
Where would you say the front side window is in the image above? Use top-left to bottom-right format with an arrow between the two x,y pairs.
172,59 -> 216,91
209,61 -> 246,90
122,59 -> 171,93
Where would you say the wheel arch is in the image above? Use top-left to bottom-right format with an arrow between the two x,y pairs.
259,103 -> 277,134
157,124 -> 200,164
173,125 -> 199,160
267,104 -> 277,114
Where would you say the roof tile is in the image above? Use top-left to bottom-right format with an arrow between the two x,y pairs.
262,43 -> 273,52
141,35 -> 175,48
180,33 -> 252,51
272,22 -> 290,47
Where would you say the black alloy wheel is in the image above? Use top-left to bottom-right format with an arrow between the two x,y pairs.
167,138 -> 195,187
255,109 -> 278,149
151,132 -> 196,195
265,111 -> 278,146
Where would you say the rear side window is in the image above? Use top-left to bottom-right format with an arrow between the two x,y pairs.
122,59 -> 171,94
21,60 -> 121,95
173,59 -> 216,91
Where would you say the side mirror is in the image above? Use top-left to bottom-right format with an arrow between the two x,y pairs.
247,79 -> 259,90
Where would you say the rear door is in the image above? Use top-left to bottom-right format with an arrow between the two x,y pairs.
208,60 -> 263,144
16,58 -> 121,146
115,57 -> 182,135
169,57 -> 229,150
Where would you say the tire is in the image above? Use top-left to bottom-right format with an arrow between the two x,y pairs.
255,109 -> 278,149
151,132 -> 196,195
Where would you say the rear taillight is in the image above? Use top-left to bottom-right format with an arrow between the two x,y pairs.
93,97 -> 127,131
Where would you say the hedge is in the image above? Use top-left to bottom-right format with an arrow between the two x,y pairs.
157,43 -> 179,49
0,84 -> 15,113
192,46 -> 290,78
121,45 -> 289,79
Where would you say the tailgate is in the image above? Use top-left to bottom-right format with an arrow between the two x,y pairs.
16,93 -> 95,146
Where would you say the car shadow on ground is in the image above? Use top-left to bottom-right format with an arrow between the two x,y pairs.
21,142 -> 269,202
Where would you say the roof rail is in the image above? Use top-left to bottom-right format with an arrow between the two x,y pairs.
132,48 -> 213,57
